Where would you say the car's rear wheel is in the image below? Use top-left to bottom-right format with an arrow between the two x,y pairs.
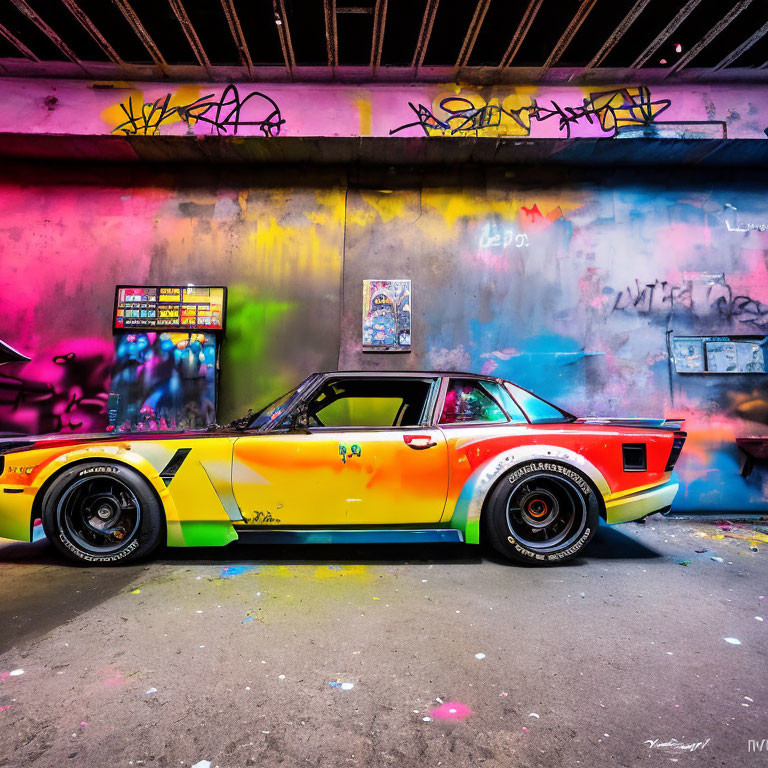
485,461 -> 599,565
41,462 -> 163,564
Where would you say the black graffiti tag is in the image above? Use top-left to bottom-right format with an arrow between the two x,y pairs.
389,97 -> 530,136
0,351 -> 109,434
113,85 -> 284,137
390,87 -> 672,139
611,278 -> 768,329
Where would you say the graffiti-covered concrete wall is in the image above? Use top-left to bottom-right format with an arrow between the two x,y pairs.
1,78 -> 768,140
2,161 -> 768,512
339,168 -> 768,513
0,164 -> 344,434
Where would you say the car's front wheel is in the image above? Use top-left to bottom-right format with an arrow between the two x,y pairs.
41,462 -> 163,564
485,461 -> 599,565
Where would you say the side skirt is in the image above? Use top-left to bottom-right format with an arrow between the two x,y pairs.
235,528 -> 465,545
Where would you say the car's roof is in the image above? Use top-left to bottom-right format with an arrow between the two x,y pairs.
315,370 -> 504,381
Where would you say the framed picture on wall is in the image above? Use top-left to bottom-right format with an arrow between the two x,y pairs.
671,337 -> 705,373
672,334 -> 767,374
362,279 -> 411,352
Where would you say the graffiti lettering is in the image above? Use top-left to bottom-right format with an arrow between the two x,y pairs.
611,277 -> 768,329
611,279 -> 692,315
113,85 -> 284,137
530,86 -> 671,139
249,510 -> 281,524
390,87 -> 671,139
339,443 -> 362,464
389,96 -> 531,137
0,350 -> 109,434
479,223 -> 528,249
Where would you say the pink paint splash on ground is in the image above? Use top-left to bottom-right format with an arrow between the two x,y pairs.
430,702 -> 473,720
101,669 -> 125,687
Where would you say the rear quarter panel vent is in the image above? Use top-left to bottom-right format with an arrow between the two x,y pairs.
622,443 -> 647,472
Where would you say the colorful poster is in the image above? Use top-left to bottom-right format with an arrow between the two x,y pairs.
362,279 -> 411,352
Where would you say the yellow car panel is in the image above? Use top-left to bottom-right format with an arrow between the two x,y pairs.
232,429 -> 448,526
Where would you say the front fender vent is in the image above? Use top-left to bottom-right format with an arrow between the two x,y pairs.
159,448 -> 192,486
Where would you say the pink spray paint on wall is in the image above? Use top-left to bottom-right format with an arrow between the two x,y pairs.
0,339 -> 112,435
0,79 -> 767,140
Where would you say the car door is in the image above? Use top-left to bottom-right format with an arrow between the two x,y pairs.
231,375 -> 449,526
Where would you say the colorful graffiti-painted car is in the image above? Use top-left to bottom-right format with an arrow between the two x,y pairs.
0,371 -> 686,565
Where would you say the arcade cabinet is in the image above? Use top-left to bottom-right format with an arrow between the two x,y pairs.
108,285 -> 226,433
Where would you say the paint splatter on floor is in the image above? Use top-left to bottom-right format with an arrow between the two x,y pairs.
220,565 -> 259,579
329,681 -> 354,690
430,702 -> 473,720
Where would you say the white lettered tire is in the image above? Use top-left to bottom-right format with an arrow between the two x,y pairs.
485,460 -> 599,565
41,462 -> 163,565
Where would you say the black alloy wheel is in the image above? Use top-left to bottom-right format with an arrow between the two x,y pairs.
485,461 -> 599,564
42,462 -> 163,564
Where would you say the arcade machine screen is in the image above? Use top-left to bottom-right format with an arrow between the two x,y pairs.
109,286 -> 226,433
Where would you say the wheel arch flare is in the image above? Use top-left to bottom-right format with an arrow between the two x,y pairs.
446,445 -> 610,544
27,447 -> 177,543
11,439 -> 239,548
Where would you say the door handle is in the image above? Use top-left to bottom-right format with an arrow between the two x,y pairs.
403,434 -> 437,450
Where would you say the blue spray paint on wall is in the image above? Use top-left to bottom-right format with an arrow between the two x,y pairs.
342,174 -> 768,513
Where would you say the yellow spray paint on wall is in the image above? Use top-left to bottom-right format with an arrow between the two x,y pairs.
359,190 -> 420,223
101,85 -> 202,134
418,189 -> 582,229
353,96 -> 372,137
427,91 -> 532,137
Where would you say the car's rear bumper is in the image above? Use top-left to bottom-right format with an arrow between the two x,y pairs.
604,480 -> 679,525
0,485 -> 34,542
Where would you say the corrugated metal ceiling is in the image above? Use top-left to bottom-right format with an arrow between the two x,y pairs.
0,0 -> 766,82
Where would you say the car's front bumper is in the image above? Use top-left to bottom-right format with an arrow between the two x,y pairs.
604,480 -> 679,525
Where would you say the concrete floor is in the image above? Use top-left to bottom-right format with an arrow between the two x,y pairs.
0,517 -> 765,768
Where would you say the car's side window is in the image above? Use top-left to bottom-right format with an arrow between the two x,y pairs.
505,383 -> 574,424
306,378 -> 435,428
439,379 -> 510,424
481,381 -> 528,423
316,396 -> 404,427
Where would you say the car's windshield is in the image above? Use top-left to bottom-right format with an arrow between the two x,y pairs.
245,375 -> 316,430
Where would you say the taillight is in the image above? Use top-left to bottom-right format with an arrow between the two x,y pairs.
665,432 -> 686,471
